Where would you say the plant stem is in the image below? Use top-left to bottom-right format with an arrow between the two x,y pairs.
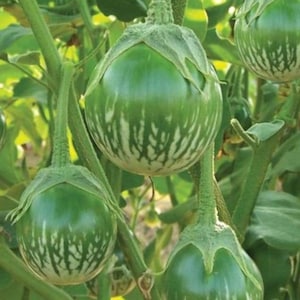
232,131 -> 282,240
231,118 -> 257,148
51,62 -> 74,168
213,178 -> 232,225
171,0 -> 187,25
19,0 -> 61,85
232,66 -> 242,98
117,224 -> 160,300
253,77 -> 265,122
97,270 -> 111,300
191,144 -> 218,226
146,0 -> 174,24
0,235 -> 72,300
74,0 -> 101,56
165,176 -> 178,206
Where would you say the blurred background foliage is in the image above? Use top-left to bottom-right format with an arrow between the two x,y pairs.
0,0 -> 299,299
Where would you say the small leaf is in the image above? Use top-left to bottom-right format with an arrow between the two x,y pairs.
246,119 -> 285,142
121,171 -> 144,191
0,24 -> 33,52
245,190 -> 300,252
0,267 -> 13,289
271,132 -> 300,176
13,77 -> 48,104
0,211 -> 18,249
62,283 -> 89,298
247,241 -> 292,300
183,0 -> 208,42
0,183 -> 25,211
203,28 -> 240,64
0,269 -> 24,298
205,0 -> 234,29
8,51 -> 41,65
0,62 -> 25,84
158,196 -> 197,224
7,102 -> 43,148
0,125 -> 23,188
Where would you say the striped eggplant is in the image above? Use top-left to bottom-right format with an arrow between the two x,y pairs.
162,222 -> 264,299
85,0 -> 222,176
11,166 -> 117,285
234,0 -> 300,82
6,63 -> 118,286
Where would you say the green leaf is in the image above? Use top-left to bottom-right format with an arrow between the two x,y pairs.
203,28 -> 240,64
0,211 -> 18,249
218,147 -> 252,213
245,190 -> 300,252
144,225 -> 173,271
124,286 -> 144,300
0,267 -> 13,289
152,175 -> 192,203
0,125 -> 23,188
247,241 -> 292,300
171,175 -> 193,203
246,119 -> 285,142
183,0 -> 208,42
13,77 -> 48,105
8,51 -> 41,65
206,0 -> 234,29
0,62 -> 25,83
158,196 -> 197,224
0,269 -> 24,298
270,132 -> 300,177
62,284 -> 89,298
7,101 -> 43,148
0,24 -> 33,52
0,182 -> 25,211
121,170 -> 144,191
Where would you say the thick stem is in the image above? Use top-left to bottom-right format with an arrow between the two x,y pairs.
146,0 -> 174,24
191,144 -> 218,226
253,77 -> 265,122
171,0 -> 187,25
51,62 -> 74,168
166,176 -> 178,206
117,223 -> 161,300
74,0 -> 101,57
232,67 -> 243,98
117,224 -> 147,280
96,271 -> 111,300
19,0 -> 61,85
213,178 -> 232,226
68,86 -> 112,191
232,132 -> 282,240
0,235 -> 72,300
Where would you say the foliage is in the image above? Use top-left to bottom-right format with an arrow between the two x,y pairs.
0,0 -> 299,299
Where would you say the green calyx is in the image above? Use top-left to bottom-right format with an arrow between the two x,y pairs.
165,221 -> 264,298
85,5 -> 214,98
7,164 -> 120,223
